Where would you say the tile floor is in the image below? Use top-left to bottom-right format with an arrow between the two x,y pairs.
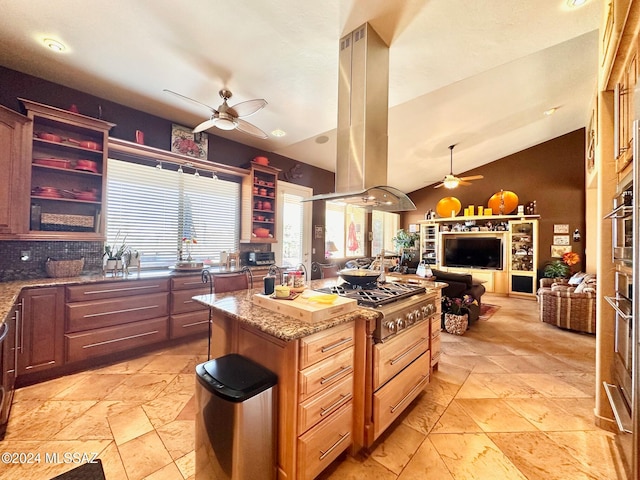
0,294 -> 629,479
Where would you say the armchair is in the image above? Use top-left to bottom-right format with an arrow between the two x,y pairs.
537,275 -> 596,334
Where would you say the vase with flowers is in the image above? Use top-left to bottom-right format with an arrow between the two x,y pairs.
182,236 -> 197,261
442,295 -> 478,335
543,252 -> 581,280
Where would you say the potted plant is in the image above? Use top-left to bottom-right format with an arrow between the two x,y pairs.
393,229 -> 420,268
104,232 -> 128,272
442,295 -> 478,335
543,260 -> 569,280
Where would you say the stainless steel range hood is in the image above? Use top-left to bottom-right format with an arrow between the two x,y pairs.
306,23 -> 416,212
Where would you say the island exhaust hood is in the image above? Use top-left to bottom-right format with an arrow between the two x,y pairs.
306,23 -> 416,212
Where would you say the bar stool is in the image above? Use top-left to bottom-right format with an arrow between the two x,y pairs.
226,252 -> 240,270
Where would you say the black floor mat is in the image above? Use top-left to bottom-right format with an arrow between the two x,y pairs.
50,459 -> 106,480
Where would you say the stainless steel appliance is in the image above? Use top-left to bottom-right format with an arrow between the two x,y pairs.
315,279 -> 438,448
245,251 -> 275,266
603,120 -> 640,479
315,281 -> 436,342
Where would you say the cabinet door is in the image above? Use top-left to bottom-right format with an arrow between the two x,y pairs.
0,105 -> 30,235
18,287 -> 64,374
241,162 -> 280,243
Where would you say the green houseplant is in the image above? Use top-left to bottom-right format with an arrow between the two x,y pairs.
543,260 -> 569,279
392,229 -> 419,251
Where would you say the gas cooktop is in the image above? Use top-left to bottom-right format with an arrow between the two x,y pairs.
315,281 -> 426,308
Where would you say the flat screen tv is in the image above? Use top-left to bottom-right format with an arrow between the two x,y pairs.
443,237 -> 503,269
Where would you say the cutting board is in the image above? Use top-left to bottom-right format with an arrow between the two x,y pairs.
253,291 -> 358,323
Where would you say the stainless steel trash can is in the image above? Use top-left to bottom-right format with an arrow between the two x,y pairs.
195,354 -> 277,480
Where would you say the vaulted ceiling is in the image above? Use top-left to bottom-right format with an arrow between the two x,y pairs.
0,0 -> 600,193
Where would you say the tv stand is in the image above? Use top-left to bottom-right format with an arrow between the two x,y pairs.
418,215 -> 539,296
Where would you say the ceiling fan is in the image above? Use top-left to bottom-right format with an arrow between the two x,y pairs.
164,88 -> 268,138
434,144 -> 484,189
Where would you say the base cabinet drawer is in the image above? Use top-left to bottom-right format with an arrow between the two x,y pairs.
66,292 -> 169,332
373,351 -> 430,439
170,275 -> 207,291
297,402 -> 353,480
66,279 -> 169,302
298,373 -> 353,435
170,310 -> 210,339
65,317 -> 169,363
298,347 -> 353,401
299,322 -> 354,369
373,322 -> 429,390
171,288 -> 210,314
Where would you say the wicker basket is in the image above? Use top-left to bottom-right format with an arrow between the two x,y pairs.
45,258 -> 84,278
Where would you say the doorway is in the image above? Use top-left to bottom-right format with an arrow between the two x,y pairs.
273,181 -> 312,275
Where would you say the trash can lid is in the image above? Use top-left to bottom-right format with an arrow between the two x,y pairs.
196,354 -> 278,402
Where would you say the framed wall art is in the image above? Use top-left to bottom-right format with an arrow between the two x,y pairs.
551,245 -> 572,258
171,124 -> 208,159
553,224 -> 569,234
553,235 -> 570,246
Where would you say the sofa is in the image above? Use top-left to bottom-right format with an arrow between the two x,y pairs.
537,273 -> 597,334
431,269 -> 486,325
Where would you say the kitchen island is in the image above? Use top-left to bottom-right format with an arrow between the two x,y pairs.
193,276 -> 444,480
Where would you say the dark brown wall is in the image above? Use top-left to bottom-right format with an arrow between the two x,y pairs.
0,65 -> 336,269
403,130 -> 587,274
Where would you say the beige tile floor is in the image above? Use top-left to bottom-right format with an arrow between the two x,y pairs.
0,294 -> 629,479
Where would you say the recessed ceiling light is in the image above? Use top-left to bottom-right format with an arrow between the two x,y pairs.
271,129 -> 286,137
567,0 -> 588,8
43,38 -> 66,52
544,107 -> 558,116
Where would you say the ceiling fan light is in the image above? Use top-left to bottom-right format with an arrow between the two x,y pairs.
215,117 -> 237,130
443,178 -> 459,189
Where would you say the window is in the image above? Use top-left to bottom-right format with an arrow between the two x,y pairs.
106,158 -> 239,268
325,202 -> 366,258
371,210 -> 400,255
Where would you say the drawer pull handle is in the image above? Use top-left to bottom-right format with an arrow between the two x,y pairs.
182,320 -> 209,328
321,336 -> 352,353
320,365 -> 352,385
83,330 -> 159,349
83,284 -> 162,295
181,281 -> 203,286
390,337 -> 429,365
320,393 -> 352,417
319,431 -> 350,461
84,304 -> 159,318
390,374 -> 428,413
602,382 -> 633,433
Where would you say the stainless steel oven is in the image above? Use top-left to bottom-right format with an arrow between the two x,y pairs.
606,186 -> 633,265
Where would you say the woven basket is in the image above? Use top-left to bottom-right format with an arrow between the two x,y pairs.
45,258 -> 84,278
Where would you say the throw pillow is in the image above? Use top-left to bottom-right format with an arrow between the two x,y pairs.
568,272 -> 587,285
574,274 -> 596,293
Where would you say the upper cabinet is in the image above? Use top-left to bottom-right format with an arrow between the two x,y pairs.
19,99 -> 115,240
0,105 -> 30,235
241,162 -> 280,243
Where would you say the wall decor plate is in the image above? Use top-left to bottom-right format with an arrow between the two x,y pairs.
487,190 -> 518,215
435,196 -> 462,217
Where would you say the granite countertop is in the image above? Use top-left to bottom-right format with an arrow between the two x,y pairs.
0,267 -> 232,324
193,276 -> 447,342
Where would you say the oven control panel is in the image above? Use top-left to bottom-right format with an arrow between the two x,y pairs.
375,295 -> 437,342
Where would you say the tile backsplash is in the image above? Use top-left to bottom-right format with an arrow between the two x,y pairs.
0,241 -> 103,282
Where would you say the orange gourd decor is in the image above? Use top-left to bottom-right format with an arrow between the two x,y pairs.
436,196 -> 462,217
487,190 -> 518,214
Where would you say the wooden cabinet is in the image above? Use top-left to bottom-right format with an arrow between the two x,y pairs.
241,162 -> 280,243
170,274 -> 210,339
508,219 -> 538,296
1,300 -> 18,429
19,98 -> 115,240
17,287 -> 65,375
614,50 -> 637,172
64,279 -> 169,363
430,299 -> 442,370
419,222 -> 438,265
296,322 -> 354,479
0,105 -> 31,236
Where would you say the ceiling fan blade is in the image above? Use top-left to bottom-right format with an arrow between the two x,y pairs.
228,99 -> 267,118
163,89 -> 218,113
458,175 -> 484,181
235,118 -> 268,139
193,118 -> 218,133
458,180 -> 472,186
433,183 -> 445,189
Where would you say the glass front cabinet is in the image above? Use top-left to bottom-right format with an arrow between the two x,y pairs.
420,222 -> 438,265
508,219 -> 538,296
